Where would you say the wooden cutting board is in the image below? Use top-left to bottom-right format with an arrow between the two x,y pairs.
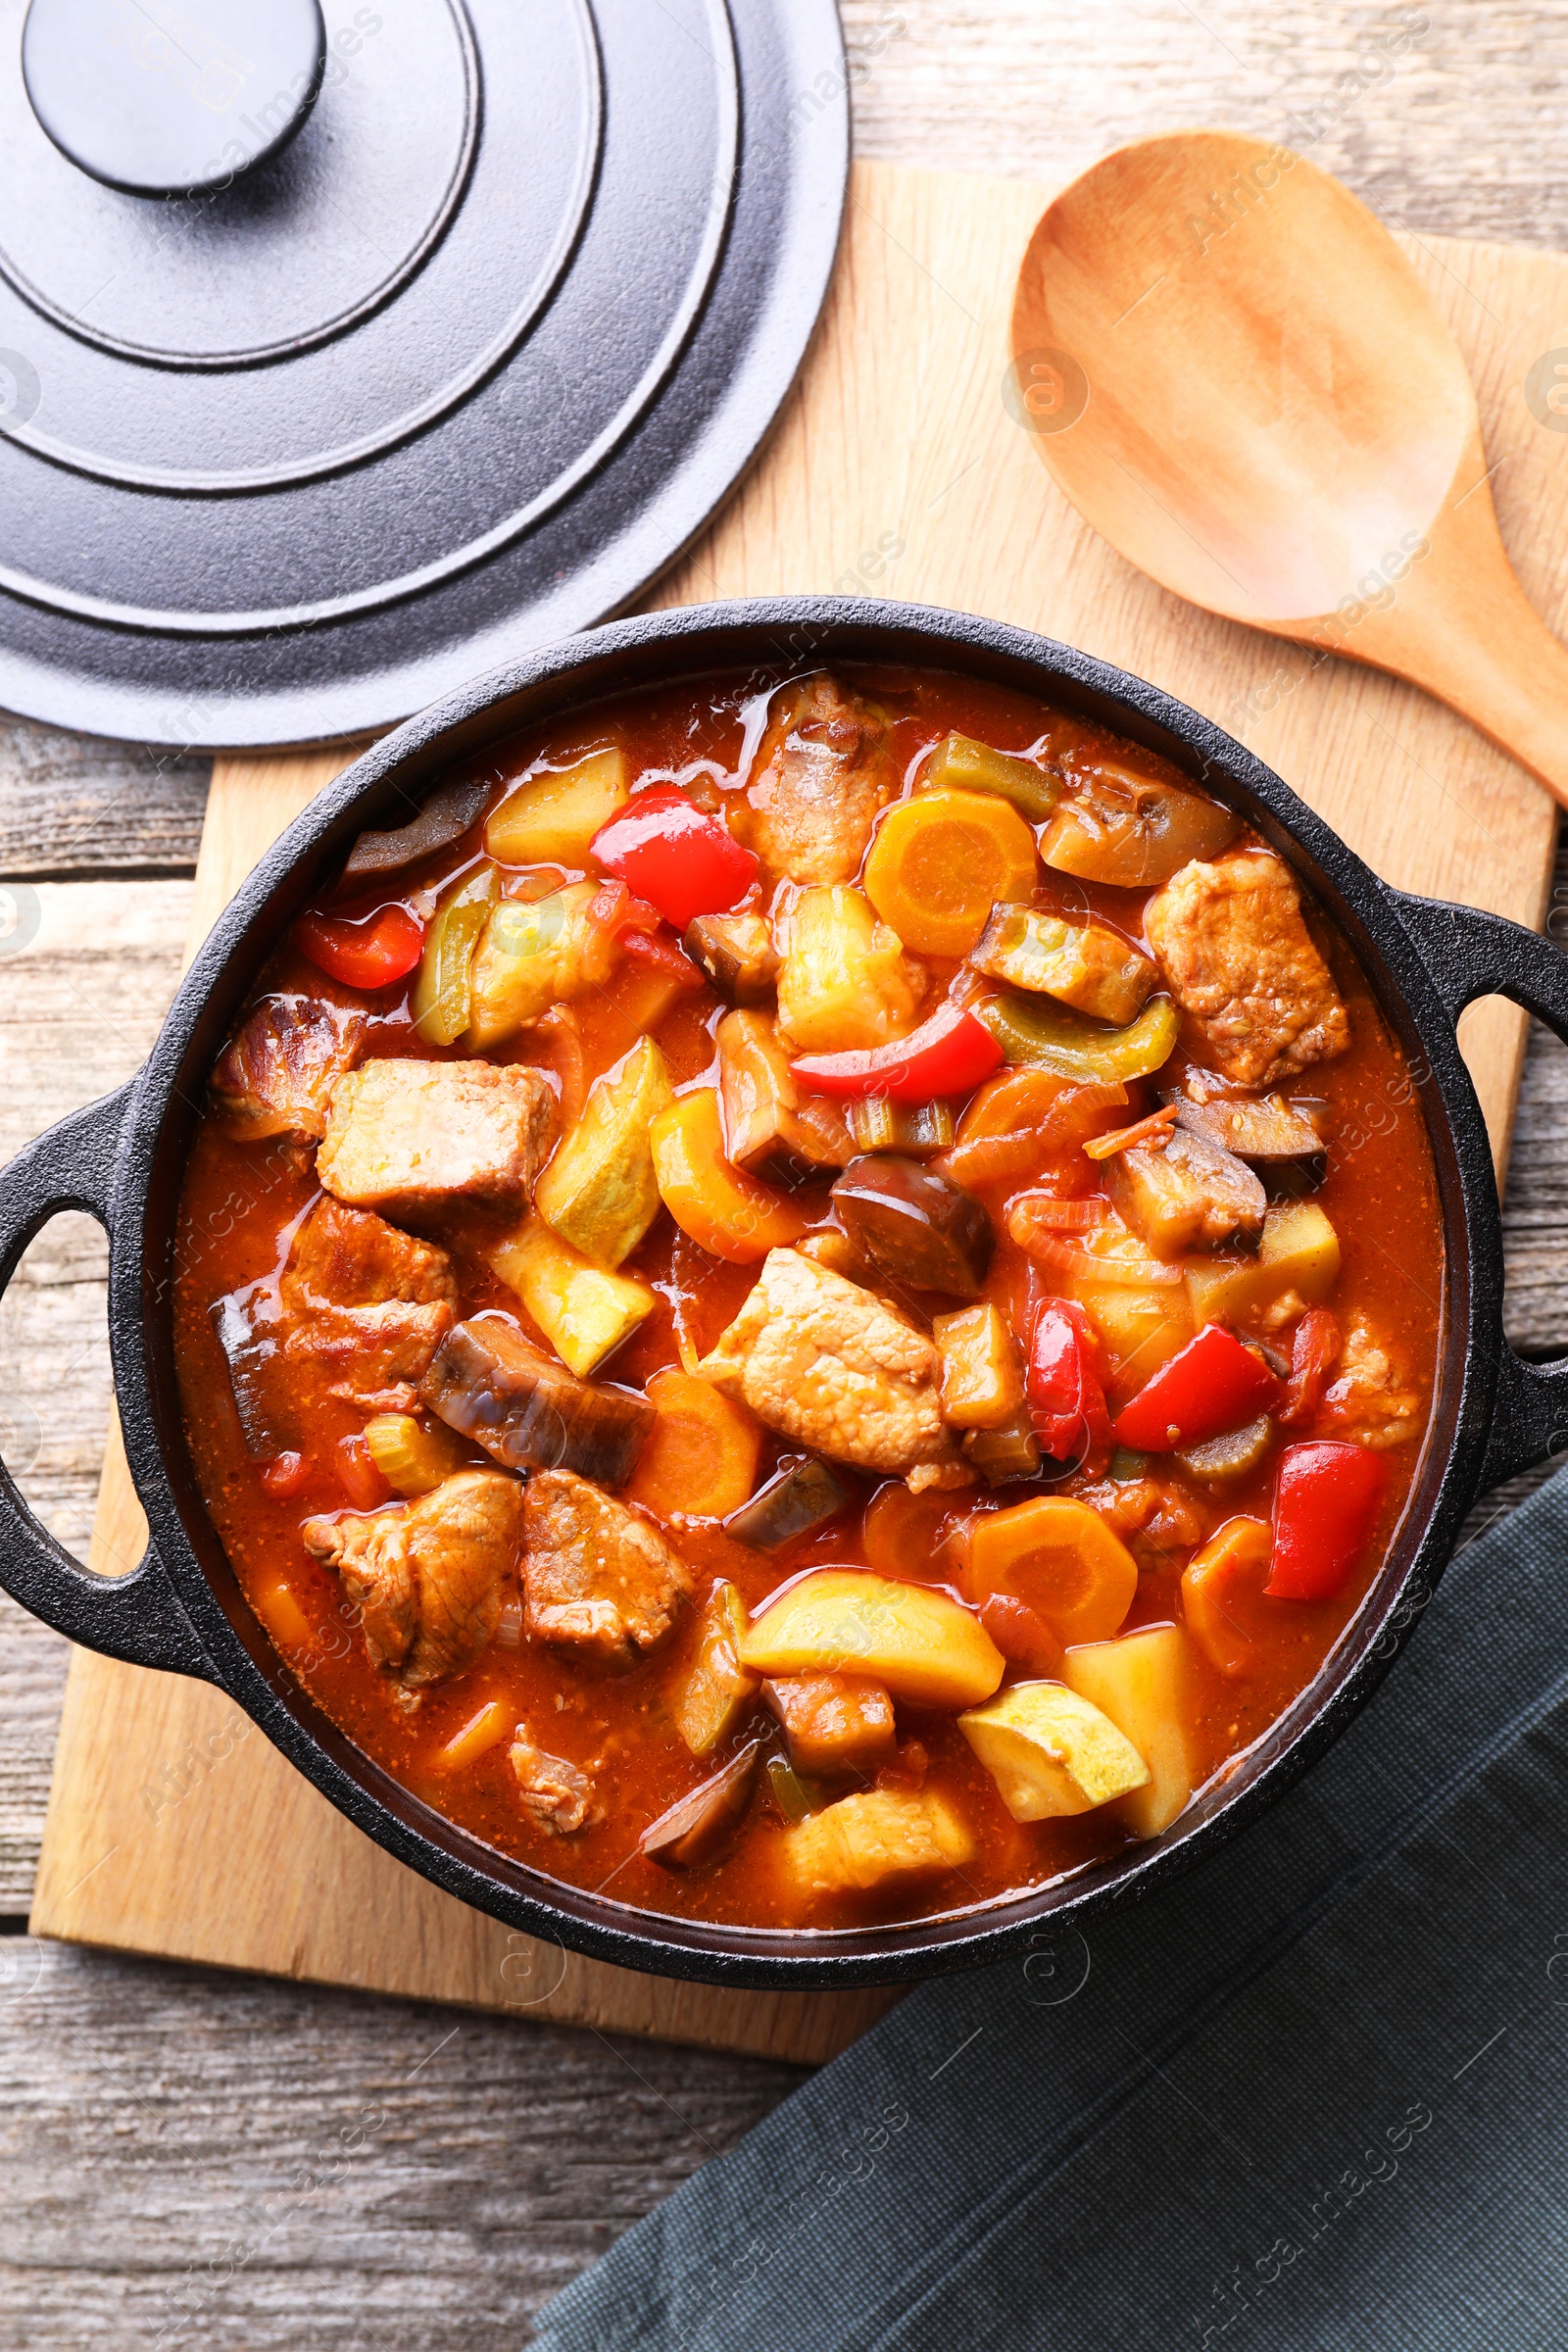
29,161 -> 1567,2059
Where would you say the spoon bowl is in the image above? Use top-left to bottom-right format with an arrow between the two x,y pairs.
1012,130 -> 1568,808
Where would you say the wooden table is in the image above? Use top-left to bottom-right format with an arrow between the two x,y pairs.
4,6 -> 1567,2341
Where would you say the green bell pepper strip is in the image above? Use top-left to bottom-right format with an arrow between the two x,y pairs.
971,990 -> 1181,1084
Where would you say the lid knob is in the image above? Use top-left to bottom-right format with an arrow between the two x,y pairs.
22,0 -> 327,199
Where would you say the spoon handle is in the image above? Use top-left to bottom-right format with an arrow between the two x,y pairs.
1318,459 -> 1568,817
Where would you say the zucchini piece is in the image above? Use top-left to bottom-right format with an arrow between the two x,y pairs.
363,1412 -> 472,1496
535,1036 -> 675,1269
933,1302 -> 1026,1430
675,1581 -> 760,1756
1062,1624 -> 1196,1837
775,885 -> 924,1055
739,1569 -> 1004,1710
484,747 -> 630,867
961,1408 -> 1043,1485
958,1682 -> 1150,1820
971,906 -> 1155,1028
467,882 -> 615,1051
488,1216 -> 655,1377
410,860 -> 500,1046
1174,1413 -> 1273,1482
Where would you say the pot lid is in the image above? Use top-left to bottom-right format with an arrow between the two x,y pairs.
0,0 -> 848,749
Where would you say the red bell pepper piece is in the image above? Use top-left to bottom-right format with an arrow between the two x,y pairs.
336,1433 -> 390,1512
790,1002 -> 1004,1104
1027,1298 -> 1111,1467
1279,1306 -> 1343,1427
1112,1322 -> 1284,1452
589,786 -> 758,930
260,1450 -> 311,1500
619,927 -> 707,989
1266,1441 -> 1385,1601
293,903 -> 424,990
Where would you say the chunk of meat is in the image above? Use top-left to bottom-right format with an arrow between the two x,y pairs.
764,1674 -> 897,1776
523,1467 -> 695,1664
1321,1313 -> 1421,1448
210,995 -> 367,1142
1077,1476 -> 1210,1568
1146,853 -> 1350,1088
279,1198 -> 457,1400
317,1058 -> 554,1219
697,1248 -> 968,1493
301,1469 -> 522,1687
510,1731 -> 598,1835
1102,1127 -> 1266,1259
742,673 -> 897,885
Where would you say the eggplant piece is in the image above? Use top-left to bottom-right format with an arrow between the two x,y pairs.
1173,1093 -> 1329,1169
723,1454 -> 855,1550
640,1740 -> 762,1870
717,1009 -> 853,1172
337,778 -> 493,891
1176,1415 -> 1274,1482
960,1408 -> 1042,1486
1102,1127 -> 1266,1259
210,1286 -> 293,1459
844,1096 -> 956,1157
684,909 -> 781,1004
829,1155 -> 994,1297
1041,768 -> 1239,888
418,1317 -> 654,1487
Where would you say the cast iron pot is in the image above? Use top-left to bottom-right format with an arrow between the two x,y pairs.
1,599 -> 1563,1991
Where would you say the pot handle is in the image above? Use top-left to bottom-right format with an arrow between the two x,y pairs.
0,1082 -> 217,1683
1393,888 -> 1568,1491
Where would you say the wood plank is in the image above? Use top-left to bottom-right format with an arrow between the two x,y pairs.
0,1930 -> 805,2345
0,714 -> 208,877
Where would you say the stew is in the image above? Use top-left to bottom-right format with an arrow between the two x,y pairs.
173,662 -> 1441,1932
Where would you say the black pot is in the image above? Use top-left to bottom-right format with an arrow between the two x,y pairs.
2,599 -> 1563,1991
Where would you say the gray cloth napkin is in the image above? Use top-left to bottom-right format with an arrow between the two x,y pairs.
532,1472 -> 1568,2352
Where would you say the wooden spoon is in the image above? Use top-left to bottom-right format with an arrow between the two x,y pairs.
1010,129 -> 1568,809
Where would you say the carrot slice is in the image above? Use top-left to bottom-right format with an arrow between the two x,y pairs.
862,789 -> 1038,956
436,1699 -> 513,1772
1181,1516 -> 1272,1677
962,1495 -> 1138,1645
861,1483 -> 972,1586
1083,1104 -> 1180,1161
623,1369 -> 763,1521
650,1089 -> 808,1262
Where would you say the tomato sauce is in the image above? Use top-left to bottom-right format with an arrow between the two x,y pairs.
172,663 -> 1443,1934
